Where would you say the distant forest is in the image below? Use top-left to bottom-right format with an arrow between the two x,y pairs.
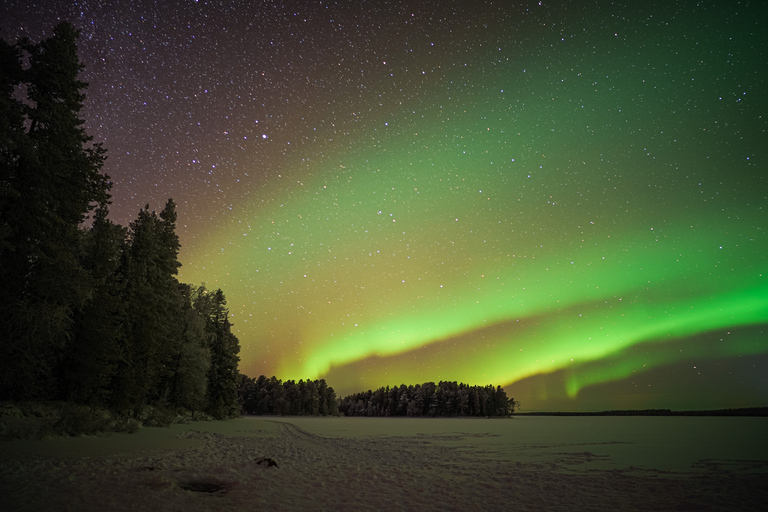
0,23 -> 240,419
340,381 -> 519,417
237,377 -> 519,418
238,376 -> 340,416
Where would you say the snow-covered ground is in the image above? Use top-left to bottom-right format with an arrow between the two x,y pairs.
2,415 -> 766,511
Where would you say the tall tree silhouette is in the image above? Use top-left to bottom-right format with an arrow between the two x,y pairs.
194,287 -> 241,419
112,200 -> 184,412
0,23 -> 110,399
59,204 -> 127,405
171,284 -> 211,411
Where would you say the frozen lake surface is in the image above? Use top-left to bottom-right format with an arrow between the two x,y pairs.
2,415 -> 767,511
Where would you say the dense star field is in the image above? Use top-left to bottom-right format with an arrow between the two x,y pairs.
4,0 -> 766,410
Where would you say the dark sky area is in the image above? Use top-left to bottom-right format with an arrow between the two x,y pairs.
3,0 -> 766,410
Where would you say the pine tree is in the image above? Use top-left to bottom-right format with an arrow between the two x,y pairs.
196,287 -> 240,419
112,201 -> 183,413
318,379 -> 330,416
0,36 -> 25,255
170,284 -> 211,411
0,23 -> 110,400
59,204 -> 127,405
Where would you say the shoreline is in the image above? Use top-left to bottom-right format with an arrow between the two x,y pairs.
516,406 -> 768,417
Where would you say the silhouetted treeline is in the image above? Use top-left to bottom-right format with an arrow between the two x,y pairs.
0,23 -> 240,419
339,381 -> 519,417
518,407 -> 768,417
238,375 -> 340,416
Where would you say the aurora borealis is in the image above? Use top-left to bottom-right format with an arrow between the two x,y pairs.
5,1 -> 766,410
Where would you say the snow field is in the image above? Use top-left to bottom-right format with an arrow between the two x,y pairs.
2,416 -> 767,511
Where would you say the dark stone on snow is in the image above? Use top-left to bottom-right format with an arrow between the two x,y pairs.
255,457 -> 279,468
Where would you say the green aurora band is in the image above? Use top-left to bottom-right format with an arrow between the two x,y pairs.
179,2 -> 767,407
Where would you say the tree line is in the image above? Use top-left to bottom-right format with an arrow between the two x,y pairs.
339,381 -> 519,417
0,23 -> 240,419
238,375 -> 340,416
236,377 -> 519,418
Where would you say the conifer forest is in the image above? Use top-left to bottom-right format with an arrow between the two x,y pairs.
0,23 -> 241,419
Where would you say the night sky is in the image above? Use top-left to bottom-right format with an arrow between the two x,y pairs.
4,0 -> 766,411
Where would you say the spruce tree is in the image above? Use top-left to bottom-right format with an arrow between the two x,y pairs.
0,23 -> 110,399
60,204 -> 127,405
198,288 -> 241,418
110,201 -> 184,413
171,284 -> 211,411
